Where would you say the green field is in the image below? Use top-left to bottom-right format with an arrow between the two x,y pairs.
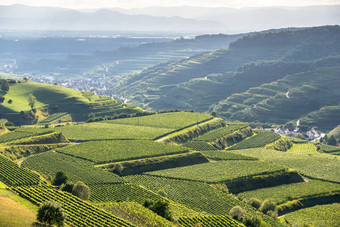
145,160 -> 285,183
58,140 -> 189,163
238,179 -> 340,204
54,122 -> 172,141
183,141 -> 218,151
284,203 -> 340,227
287,143 -> 317,153
230,148 -> 340,183
22,151 -> 123,184
227,131 -> 280,150
102,112 -> 213,129
12,186 -> 132,227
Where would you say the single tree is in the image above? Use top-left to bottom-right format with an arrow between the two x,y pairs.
247,198 -> 262,210
144,200 -> 172,221
229,206 -> 245,221
328,135 -> 337,146
37,201 -> 66,227
53,171 -> 68,186
23,77 -> 29,82
60,182 -> 75,193
0,79 -> 9,92
72,181 -> 90,200
27,94 -> 36,110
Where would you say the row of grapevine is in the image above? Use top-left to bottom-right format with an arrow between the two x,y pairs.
89,183 -> 162,203
227,131 -> 280,150
12,186 -> 133,227
0,131 -> 35,143
0,155 -> 40,186
202,150 -> 258,161
58,140 -> 189,164
193,124 -> 248,142
183,141 -> 218,151
179,215 -> 244,227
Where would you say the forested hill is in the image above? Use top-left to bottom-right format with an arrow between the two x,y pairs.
113,25 -> 340,131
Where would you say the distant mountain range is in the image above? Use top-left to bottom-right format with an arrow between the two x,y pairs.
0,4 -> 339,33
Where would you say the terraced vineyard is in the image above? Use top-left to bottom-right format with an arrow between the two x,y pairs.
0,155 -> 40,186
284,203 -> 340,227
178,215 -> 244,227
183,141 -> 218,151
125,175 -> 282,227
238,179 -> 340,204
58,140 -> 189,164
202,150 -> 258,161
145,160 -> 285,183
103,112 -> 213,129
89,183 -> 162,203
12,186 -> 133,227
231,148 -> 340,183
39,112 -> 69,124
193,124 -> 248,142
54,122 -> 172,141
227,131 -> 280,150
22,151 -> 124,184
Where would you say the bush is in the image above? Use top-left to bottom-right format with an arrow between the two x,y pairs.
229,206 -> 246,221
259,199 -> 277,215
8,99 -> 12,104
72,181 -> 90,200
242,214 -> 262,227
112,163 -> 124,174
144,200 -> 172,221
60,182 -> 75,193
248,198 -> 262,210
37,201 -> 66,227
52,171 -> 68,186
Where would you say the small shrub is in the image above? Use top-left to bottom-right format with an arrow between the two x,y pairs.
260,199 -> 277,215
112,163 -> 124,174
144,200 -> 172,221
8,99 -> 12,104
72,181 -> 90,200
60,182 -> 75,193
248,197 -> 262,210
229,206 -> 246,221
242,214 -> 262,227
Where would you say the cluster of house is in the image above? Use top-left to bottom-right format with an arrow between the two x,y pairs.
0,59 -> 17,73
255,126 -> 326,141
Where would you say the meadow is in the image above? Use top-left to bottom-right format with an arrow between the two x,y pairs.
22,151 -> 124,184
183,141 -> 218,151
287,143 -> 317,153
230,148 -> 340,183
58,140 -> 189,163
238,179 -> 340,204
145,160 -> 285,183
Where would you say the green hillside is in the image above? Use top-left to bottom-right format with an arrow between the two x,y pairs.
0,80 -> 143,125
111,26 -> 340,130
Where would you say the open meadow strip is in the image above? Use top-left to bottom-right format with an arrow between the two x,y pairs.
230,148 -> 340,183
57,140 -> 189,164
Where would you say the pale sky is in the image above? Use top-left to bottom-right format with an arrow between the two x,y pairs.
1,0 -> 340,9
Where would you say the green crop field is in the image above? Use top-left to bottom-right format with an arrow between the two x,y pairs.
58,140 -> 189,164
0,131 -> 35,143
287,143 -> 317,153
227,131 -> 280,150
230,148 -> 340,183
89,183 -> 162,203
54,122 -> 172,141
0,155 -> 40,186
193,124 -> 247,142
22,151 -> 124,184
102,112 -> 213,129
145,160 -> 285,183
12,186 -> 132,227
238,179 -> 340,204
183,141 -> 218,151
202,150 -> 258,161
178,215 -> 244,227
284,203 -> 340,227
125,175 -> 281,227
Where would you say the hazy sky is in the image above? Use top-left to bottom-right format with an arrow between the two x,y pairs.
2,0 -> 340,9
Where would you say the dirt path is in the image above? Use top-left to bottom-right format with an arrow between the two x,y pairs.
17,159 -> 24,165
